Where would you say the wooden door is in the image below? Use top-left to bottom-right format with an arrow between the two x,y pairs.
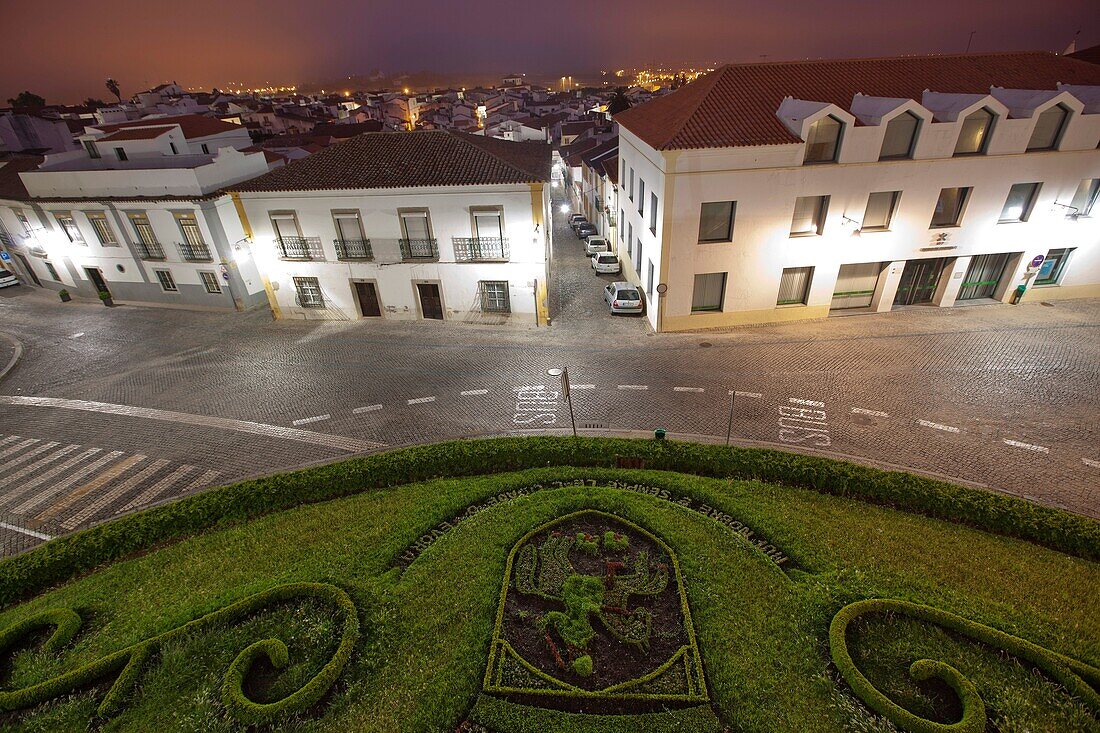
354,281 -> 381,317
417,283 -> 443,320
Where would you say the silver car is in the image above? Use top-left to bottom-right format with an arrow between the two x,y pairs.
603,281 -> 643,314
0,269 -> 19,289
591,252 -> 621,274
584,236 -> 609,256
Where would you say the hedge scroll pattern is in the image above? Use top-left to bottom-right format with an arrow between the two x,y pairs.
829,599 -> 1100,733
0,582 -> 359,726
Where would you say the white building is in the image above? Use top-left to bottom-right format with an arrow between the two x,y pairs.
232,129 -> 552,325
612,52 -> 1100,331
0,115 -> 275,310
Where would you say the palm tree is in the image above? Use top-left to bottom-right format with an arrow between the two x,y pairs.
607,88 -> 632,116
105,78 -> 121,103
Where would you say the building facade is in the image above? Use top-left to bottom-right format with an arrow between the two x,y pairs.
233,129 -> 552,325
613,52 -> 1100,331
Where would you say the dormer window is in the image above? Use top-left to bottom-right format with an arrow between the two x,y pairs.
954,108 -> 994,156
1026,104 -> 1069,151
804,116 -> 842,163
83,140 -> 101,159
879,112 -> 919,160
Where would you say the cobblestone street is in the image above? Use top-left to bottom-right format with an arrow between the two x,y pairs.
0,203 -> 1097,553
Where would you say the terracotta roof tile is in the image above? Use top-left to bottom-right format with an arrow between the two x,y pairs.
88,114 -> 244,140
97,125 -> 175,142
0,156 -> 42,201
233,129 -> 549,192
616,51 -> 1100,150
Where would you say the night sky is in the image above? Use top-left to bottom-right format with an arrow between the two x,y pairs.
4,0 -> 1098,104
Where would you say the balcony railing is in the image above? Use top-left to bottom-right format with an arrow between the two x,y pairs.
452,237 -> 509,262
276,236 -> 324,260
176,240 -> 213,262
136,241 -> 166,261
399,238 -> 439,260
334,238 -> 373,261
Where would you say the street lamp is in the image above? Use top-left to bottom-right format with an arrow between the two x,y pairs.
547,368 -> 577,437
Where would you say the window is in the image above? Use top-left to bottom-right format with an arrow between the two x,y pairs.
199,271 -> 222,294
621,159 -> 626,188
1027,105 -> 1069,151
646,260 -> 654,297
473,208 -> 504,239
333,211 -> 364,241
293,276 -> 324,308
114,147 -> 128,161
804,116 -> 842,163
44,261 -> 60,280
627,222 -> 633,257
87,212 -> 117,245
880,112 -> 919,160
619,209 -> 625,240
637,179 -> 645,215
691,272 -> 726,312
270,212 -> 301,240
399,210 -> 431,240
480,280 -> 510,312
201,143 -> 210,154
14,209 -> 33,236
635,240 -> 643,275
154,269 -> 177,292
176,214 -> 206,246
83,140 -> 101,159
628,168 -> 634,201
128,214 -> 158,245
790,195 -> 829,236
54,214 -> 84,243
649,192 -> 657,234
1034,248 -> 1073,285
698,201 -> 735,243
777,267 -> 813,305
930,187 -> 970,228
1069,179 -> 1099,217
862,192 -> 900,231
999,183 -> 1041,223
954,108 -> 994,155
169,142 -> 178,155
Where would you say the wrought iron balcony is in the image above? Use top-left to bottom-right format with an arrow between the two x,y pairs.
452,237 -> 509,262
176,240 -> 213,262
334,238 -> 373,260
399,238 -> 439,260
276,236 -> 324,261
136,241 -> 166,261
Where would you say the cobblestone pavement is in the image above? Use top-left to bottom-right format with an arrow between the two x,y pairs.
0,202 -> 1097,553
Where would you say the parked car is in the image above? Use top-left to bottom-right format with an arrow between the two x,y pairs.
603,281 -> 644,314
584,237 -> 610,256
0,269 -> 19,289
575,222 -> 598,239
567,214 -> 586,229
591,253 -> 621,274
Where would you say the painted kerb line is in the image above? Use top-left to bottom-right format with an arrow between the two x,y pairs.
852,407 -> 889,418
408,396 -> 436,405
1002,439 -> 1049,454
292,414 -> 331,426
917,419 -> 960,433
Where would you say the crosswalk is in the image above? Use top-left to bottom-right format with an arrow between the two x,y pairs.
0,433 -> 222,535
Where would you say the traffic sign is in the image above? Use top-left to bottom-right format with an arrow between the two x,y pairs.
0,252 -> 10,261
1030,254 -> 1045,268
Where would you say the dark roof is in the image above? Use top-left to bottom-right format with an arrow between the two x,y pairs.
615,51 -> 1100,150
580,137 -> 618,168
233,129 -> 550,192
602,155 -> 619,184
88,114 -> 244,140
98,126 -> 175,142
561,120 -> 596,136
309,121 -> 383,138
0,156 -> 42,201
1069,43 -> 1100,66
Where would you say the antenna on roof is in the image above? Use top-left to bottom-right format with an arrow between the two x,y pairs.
965,31 -> 977,53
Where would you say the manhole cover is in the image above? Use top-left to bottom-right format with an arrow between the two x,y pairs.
1040,302 -> 1053,307
699,342 -> 712,348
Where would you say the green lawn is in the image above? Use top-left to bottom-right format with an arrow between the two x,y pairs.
0,456 -> 1096,732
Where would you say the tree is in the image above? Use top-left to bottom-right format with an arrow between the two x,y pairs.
105,78 -> 121,103
83,97 -> 108,108
607,87 -> 632,116
6,91 -> 46,110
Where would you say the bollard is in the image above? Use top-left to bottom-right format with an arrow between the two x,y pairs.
654,428 -> 666,440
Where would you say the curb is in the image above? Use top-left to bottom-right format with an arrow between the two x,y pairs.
0,331 -> 23,384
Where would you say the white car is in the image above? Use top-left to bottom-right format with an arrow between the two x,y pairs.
584,237 -> 610,256
0,268 -> 19,289
603,281 -> 644,314
591,253 -> 621,274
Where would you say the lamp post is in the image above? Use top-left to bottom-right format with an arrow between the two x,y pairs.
547,368 -> 576,437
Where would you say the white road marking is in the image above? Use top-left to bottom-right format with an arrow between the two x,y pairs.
0,440 -> 61,471
0,522 -> 51,541
617,384 -> 649,391
0,438 -> 39,461
0,396 -> 382,452
292,414 -> 331,426
1,448 -> 103,506
789,398 -> 825,408
14,451 -> 126,514
114,465 -> 198,516
673,386 -> 704,393
0,436 -> 22,448
69,332 -> 84,339
852,407 -> 889,418
0,445 -> 81,490
37,454 -> 147,521
917,419 -> 960,433
730,390 -> 764,398
79,458 -> 172,525
408,396 -> 436,405
352,404 -> 383,414
1002,439 -> 1049,454
572,384 -> 596,390
1083,458 -> 1100,469
460,389 -> 489,396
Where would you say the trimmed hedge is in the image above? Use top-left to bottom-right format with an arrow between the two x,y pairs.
468,693 -> 726,733
0,582 -> 360,725
829,598 -> 1100,733
0,437 -> 1096,610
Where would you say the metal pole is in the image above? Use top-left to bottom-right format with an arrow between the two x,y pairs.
725,391 -> 735,446
564,367 -> 577,438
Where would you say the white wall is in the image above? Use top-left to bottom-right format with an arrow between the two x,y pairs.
617,129 -> 667,330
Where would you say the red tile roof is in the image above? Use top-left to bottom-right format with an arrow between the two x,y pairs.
97,125 -> 175,142
88,114 -> 245,140
602,155 -> 619,184
0,156 -> 42,201
233,129 -> 550,192
615,51 -> 1100,150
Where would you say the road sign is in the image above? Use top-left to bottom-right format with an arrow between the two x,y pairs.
1030,254 -> 1045,268
0,252 -> 10,262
